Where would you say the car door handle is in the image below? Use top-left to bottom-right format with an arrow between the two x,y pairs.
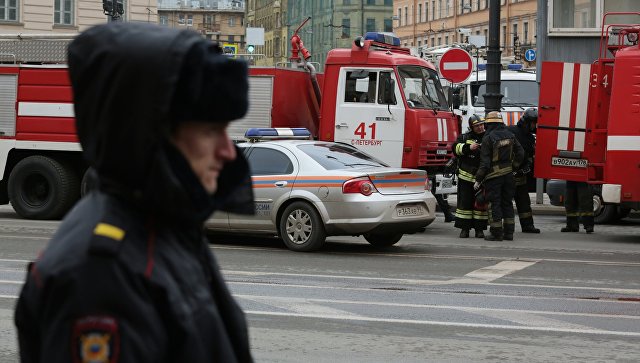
275,181 -> 288,187
335,123 -> 348,129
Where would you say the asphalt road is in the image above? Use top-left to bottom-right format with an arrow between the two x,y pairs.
0,205 -> 638,362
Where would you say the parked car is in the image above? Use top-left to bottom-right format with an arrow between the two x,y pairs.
546,179 -> 631,224
206,128 -> 437,252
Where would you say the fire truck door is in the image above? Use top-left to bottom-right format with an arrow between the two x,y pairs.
334,68 -> 405,167
535,62 -> 593,182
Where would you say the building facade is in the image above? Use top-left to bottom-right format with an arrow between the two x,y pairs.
393,0 -> 536,60
287,0 -> 394,70
0,0 -> 158,63
158,6 -> 246,49
245,0 -> 288,66
537,0 -> 638,66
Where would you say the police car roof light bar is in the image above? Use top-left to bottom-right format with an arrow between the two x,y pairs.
245,128 -> 312,141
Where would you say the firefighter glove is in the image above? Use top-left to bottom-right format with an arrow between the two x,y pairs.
473,181 -> 481,190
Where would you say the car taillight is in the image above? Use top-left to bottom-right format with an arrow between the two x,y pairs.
342,177 -> 378,196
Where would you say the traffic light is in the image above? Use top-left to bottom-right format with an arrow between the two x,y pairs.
102,0 -> 113,13
247,45 -> 255,54
513,35 -> 521,61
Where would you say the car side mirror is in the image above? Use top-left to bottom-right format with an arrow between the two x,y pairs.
381,77 -> 397,105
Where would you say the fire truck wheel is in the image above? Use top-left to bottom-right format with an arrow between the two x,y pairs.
592,193 -> 617,224
364,233 -> 403,247
279,201 -> 326,252
8,156 -> 80,220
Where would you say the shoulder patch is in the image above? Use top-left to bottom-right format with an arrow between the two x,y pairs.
94,223 -> 125,241
72,315 -> 119,363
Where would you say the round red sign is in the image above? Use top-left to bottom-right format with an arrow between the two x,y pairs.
438,48 -> 473,83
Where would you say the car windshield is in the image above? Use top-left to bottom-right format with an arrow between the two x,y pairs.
297,143 -> 388,170
397,66 -> 449,110
471,80 -> 539,107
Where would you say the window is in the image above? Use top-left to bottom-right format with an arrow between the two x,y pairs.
523,21 -> 528,43
445,35 -> 449,44
432,1 -> 435,20
438,0 -> 442,18
187,14 -> 193,26
344,0 -> 350,4
297,143 -> 386,170
384,0 -> 392,5
54,0 -> 73,25
512,23 -> 518,45
0,0 -> 18,21
502,25 -> 506,48
549,0 -> 638,35
367,0 -> 375,5
404,6 -> 408,25
418,4 -> 422,22
425,2 -> 429,20
384,18 -> 392,32
160,15 -> 169,25
398,8 -> 402,26
342,18 -> 350,38
229,16 -> 235,26
398,66 -> 449,111
344,70 -> 378,104
366,18 -> 375,32
246,148 -> 294,175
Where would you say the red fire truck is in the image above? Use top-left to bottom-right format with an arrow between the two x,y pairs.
535,12 -> 640,222
0,29 -> 459,220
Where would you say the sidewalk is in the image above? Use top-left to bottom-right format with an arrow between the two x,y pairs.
443,192 -> 566,216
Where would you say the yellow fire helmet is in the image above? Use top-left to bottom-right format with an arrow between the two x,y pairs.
485,111 -> 504,123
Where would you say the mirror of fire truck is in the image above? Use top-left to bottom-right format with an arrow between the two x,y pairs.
378,72 -> 397,105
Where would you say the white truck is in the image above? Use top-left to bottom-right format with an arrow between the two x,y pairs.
449,67 -> 539,132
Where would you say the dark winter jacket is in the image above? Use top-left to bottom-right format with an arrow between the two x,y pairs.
15,22 -> 255,363
508,117 -> 536,172
475,123 -> 525,183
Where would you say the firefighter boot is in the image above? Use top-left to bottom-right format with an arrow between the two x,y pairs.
503,223 -> 515,241
484,227 -> 503,241
583,216 -> 595,234
475,229 -> 485,238
561,217 -> 579,232
459,229 -> 470,238
521,225 -> 541,233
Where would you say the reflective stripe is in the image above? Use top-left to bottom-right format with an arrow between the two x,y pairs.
458,169 -> 475,182
455,143 -> 465,155
94,223 -> 125,241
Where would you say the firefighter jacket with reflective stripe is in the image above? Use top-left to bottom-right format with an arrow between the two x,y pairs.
452,131 -> 484,182
475,123 -> 525,183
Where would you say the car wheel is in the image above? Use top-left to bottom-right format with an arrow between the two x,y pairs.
279,201 -> 326,252
8,156 -> 80,220
593,193 -> 617,224
364,233 -> 403,247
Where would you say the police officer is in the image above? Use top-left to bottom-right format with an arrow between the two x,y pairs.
474,111 -> 525,241
452,114 -> 488,238
562,181 -> 595,233
15,23 -> 255,362
508,108 -> 541,233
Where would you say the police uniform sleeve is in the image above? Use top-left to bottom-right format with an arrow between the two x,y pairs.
15,234 -> 170,363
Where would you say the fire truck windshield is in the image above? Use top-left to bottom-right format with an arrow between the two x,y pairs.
398,66 -> 449,110
471,80 -> 538,108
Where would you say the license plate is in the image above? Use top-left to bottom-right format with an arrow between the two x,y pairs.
396,205 -> 425,217
436,149 -> 448,155
440,179 -> 453,189
551,156 -> 588,168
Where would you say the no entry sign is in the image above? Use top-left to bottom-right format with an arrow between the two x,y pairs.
438,48 -> 473,83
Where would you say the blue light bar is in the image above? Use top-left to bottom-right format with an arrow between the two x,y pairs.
363,32 -> 401,46
477,63 -> 487,71
245,128 -> 312,141
507,64 -> 523,70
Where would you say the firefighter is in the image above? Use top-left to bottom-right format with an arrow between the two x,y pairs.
452,114 -> 488,238
508,108 -> 541,233
15,23 -> 255,362
474,111 -> 525,241
562,181 -> 595,233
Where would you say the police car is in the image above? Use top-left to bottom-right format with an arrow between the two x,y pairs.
206,128 -> 437,252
